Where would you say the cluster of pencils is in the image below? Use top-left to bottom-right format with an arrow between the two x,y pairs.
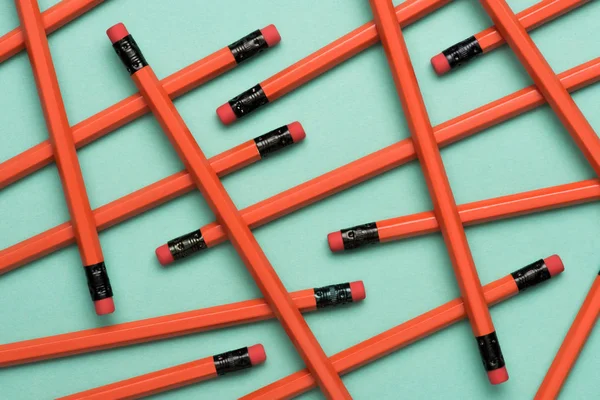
0,0 -> 597,398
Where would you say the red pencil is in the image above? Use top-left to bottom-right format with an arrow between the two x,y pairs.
242,257 -> 563,399
16,0 -> 113,315
328,179 -> 600,251
478,0 -> 600,177
156,58 -> 600,264
107,23 -> 351,399
535,271 -> 600,399
369,0 -> 506,383
0,281 -> 364,368
59,345 -> 266,400
431,0 -> 590,74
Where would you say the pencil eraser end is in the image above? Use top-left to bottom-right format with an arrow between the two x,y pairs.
107,23 -> 129,44
350,281 -> 366,302
327,232 -> 344,252
94,298 -> 115,315
217,103 -> 237,125
260,25 -> 281,47
544,254 -> 564,277
487,367 -> 509,385
248,344 -> 267,365
156,244 -> 174,266
287,122 -> 306,143
431,53 -> 451,75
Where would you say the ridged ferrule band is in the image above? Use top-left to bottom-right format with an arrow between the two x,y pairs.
84,262 -> 113,301
314,283 -> 353,309
167,229 -> 207,260
476,331 -> 505,371
341,223 -> 380,250
254,125 -> 294,157
228,84 -> 269,119
112,35 -> 148,75
213,347 -> 252,375
442,36 -> 482,69
228,29 -> 269,64
511,259 -> 551,292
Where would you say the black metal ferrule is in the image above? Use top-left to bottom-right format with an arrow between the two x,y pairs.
511,259 -> 551,292
84,262 -> 113,301
476,331 -> 505,372
340,223 -> 380,250
314,283 -> 353,309
167,229 -> 207,261
442,36 -> 482,70
228,84 -> 269,119
213,347 -> 252,375
112,35 -> 148,75
228,29 -> 269,64
254,125 -> 294,158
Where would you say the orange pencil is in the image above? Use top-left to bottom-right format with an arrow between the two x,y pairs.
369,0 -> 506,383
478,0 -> 600,177
59,345 -> 267,400
535,271 -> 600,399
0,282 -> 364,368
0,0 -> 105,63
16,0 -> 113,315
107,24 -> 351,399
0,125 -> 304,274
0,25 -> 280,189
215,0 -> 452,124
431,0 -> 590,74
2,57 -> 598,274
156,58 -> 600,264
329,179 -> 600,251
243,257 -> 564,399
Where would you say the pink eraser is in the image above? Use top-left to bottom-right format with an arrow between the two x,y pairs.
487,366 -> 509,385
155,244 -> 174,266
247,344 -> 267,365
106,23 -> 129,44
260,24 -> 281,47
430,53 -> 451,76
94,297 -> 115,315
544,255 -> 564,277
350,281 -> 366,302
287,122 -> 306,143
216,103 -> 237,125
327,231 -> 344,252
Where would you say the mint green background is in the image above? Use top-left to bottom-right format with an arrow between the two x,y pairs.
0,0 -> 599,398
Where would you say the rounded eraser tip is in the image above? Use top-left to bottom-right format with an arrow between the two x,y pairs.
247,344 -> 267,365
107,23 -> 129,44
327,231 -> 344,252
544,254 -> 564,277
287,122 -> 306,143
155,244 -> 174,266
216,103 -> 237,125
94,297 -> 115,315
487,367 -> 509,385
431,53 -> 451,75
350,281 -> 366,302
260,24 -> 281,47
